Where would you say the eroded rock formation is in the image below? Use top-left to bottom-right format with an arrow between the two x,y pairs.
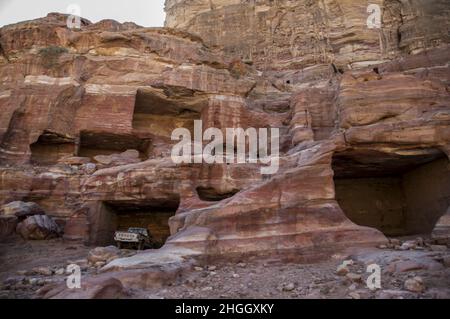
0,0 -> 449,282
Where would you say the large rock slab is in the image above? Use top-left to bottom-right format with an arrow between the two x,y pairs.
16,215 -> 62,240
0,201 -> 45,219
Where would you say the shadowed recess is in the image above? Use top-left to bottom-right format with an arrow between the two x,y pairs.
333,148 -> 450,236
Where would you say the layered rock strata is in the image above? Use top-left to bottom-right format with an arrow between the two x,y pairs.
0,0 -> 448,275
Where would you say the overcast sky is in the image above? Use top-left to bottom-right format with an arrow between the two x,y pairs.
0,0 -> 166,27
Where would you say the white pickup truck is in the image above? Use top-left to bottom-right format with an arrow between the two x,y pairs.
114,227 -> 152,250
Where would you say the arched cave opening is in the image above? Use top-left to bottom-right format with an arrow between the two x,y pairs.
196,186 -> 240,202
89,199 -> 180,249
78,131 -> 151,161
131,87 -> 205,157
30,131 -> 76,165
332,149 -> 450,237
132,88 -> 202,133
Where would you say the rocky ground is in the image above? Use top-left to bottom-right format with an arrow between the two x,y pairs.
0,236 -> 449,299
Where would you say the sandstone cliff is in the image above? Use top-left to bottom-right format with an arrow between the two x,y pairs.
0,0 -> 449,267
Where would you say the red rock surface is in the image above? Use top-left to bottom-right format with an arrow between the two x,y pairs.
0,0 -> 449,280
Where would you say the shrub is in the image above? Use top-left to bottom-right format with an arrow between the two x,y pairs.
38,46 -> 68,68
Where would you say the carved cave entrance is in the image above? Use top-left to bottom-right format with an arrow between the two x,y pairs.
30,131 -> 76,165
196,187 -> 240,202
78,131 -> 151,160
90,199 -> 180,249
132,87 -> 204,156
333,149 -> 450,236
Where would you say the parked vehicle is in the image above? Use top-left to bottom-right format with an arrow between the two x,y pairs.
114,227 -> 153,250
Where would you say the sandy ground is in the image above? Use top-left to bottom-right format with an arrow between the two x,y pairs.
1,236 -> 449,299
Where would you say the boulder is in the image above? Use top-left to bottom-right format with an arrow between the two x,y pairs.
404,277 -> 426,293
0,201 -> 45,219
16,215 -> 62,240
87,246 -> 122,265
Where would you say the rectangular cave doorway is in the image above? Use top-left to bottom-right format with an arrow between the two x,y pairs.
30,131 -> 76,165
78,131 -> 151,162
89,199 -> 180,249
332,149 -> 450,237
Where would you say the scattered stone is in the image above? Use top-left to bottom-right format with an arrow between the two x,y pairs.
66,259 -> 89,274
404,276 -> 426,293
80,163 -> 97,174
386,260 -> 425,273
430,245 -> 447,252
208,266 -> 217,271
38,277 -> 125,299
348,283 -> 357,291
55,268 -> 65,276
237,263 -> 247,268
336,265 -> 350,276
377,290 -> 415,299
348,292 -> 360,299
33,267 -> 53,276
343,259 -> 354,266
87,246 -> 121,264
232,273 -> 240,278
194,266 -> 203,272
283,283 -> 295,292
27,278 -> 39,286
346,273 -> 363,283
400,242 -> 416,250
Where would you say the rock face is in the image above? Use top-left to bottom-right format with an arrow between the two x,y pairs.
0,201 -> 45,219
0,0 -> 449,266
165,0 -> 450,72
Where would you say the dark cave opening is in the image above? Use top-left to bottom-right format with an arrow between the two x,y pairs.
332,149 -> 450,236
196,187 -> 240,202
132,88 -> 202,134
30,132 -> 76,165
89,199 -> 180,248
78,131 -> 151,161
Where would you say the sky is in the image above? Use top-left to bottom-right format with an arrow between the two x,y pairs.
0,0 -> 166,27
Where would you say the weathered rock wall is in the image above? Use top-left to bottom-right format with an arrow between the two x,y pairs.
165,0 -> 450,73
0,3 -> 449,262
